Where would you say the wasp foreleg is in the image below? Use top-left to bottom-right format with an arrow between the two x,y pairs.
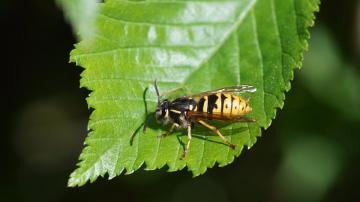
159,123 -> 180,138
181,124 -> 192,160
197,120 -> 236,149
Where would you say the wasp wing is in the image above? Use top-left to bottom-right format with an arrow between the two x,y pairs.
188,84 -> 256,98
188,111 -> 256,122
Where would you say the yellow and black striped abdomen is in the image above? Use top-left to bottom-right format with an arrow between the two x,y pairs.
193,93 -> 250,116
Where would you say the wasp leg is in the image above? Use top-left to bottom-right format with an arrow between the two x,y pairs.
159,123 -> 179,138
181,125 -> 192,160
197,120 -> 236,149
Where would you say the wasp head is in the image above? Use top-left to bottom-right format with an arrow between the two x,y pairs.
143,80 -> 172,132
155,99 -> 171,124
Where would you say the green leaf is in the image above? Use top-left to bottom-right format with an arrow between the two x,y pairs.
68,0 -> 320,187
55,0 -> 99,39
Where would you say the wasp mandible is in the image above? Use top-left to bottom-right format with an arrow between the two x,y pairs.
144,81 -> 256,159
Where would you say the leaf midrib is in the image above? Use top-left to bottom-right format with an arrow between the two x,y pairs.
181,0 -> 257,85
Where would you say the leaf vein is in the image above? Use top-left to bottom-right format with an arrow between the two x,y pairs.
99,13 -> 232,27
149,134 -> 161,169
196,135 -> 206,172
73,45 -> 213,59
270,0 -> 285,85
252,11 -> 268,120
183,0 -> 257,84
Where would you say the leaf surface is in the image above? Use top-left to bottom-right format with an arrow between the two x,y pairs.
69,0 -> 320,186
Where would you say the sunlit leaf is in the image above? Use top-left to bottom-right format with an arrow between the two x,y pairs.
68,0 -> 320,187
56,0 -> 99,39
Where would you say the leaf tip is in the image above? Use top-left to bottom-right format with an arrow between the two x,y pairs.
67,174 -> 81,188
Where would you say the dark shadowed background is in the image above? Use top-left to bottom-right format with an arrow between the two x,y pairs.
3,0 -> 360,201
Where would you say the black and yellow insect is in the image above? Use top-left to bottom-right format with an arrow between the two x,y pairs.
144,81 -> 256,159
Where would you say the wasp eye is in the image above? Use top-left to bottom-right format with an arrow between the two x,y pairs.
155,109 -> 162,117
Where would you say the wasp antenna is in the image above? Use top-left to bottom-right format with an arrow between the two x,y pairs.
143,112 -> 155,133
154,80 -> 161,104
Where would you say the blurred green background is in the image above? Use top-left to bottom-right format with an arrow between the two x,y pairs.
3,0 -> 360,201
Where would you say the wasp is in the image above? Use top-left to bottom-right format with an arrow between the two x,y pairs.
143,81 -> 256,159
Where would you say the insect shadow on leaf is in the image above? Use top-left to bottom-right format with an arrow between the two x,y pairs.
166,121 -> 249,149
130,86 -> 151,145
130,82 -> 189,145
130,83 -> 170,145
191,122 -> 249,147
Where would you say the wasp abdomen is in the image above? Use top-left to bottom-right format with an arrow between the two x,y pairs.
193,93 -> 251,116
